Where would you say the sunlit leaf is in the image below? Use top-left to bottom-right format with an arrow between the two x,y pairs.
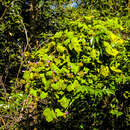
30,89 -> 37,97
43,108 -> 56,122
58,96 -> 70,109
23,71 -> 30,80
40,91 -> 48,99
100,65 -> 110,77
57,45 -> 66,53
110,66 -> 122,73
54,31 -> 63,38
55,108 -> 64,117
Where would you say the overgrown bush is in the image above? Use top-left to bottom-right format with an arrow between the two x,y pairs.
1,13 -> 129,129
0,0 -> 129,129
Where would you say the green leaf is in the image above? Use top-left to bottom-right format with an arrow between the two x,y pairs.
103,42 -> 118,56
30,72 -> 34,79
90,49 -> 97,59
46,71 -> 52,77
30,89 -> 37,97
76,85 -> 88,93
51,64 -> 61,73
40,74 -> 47,86
110,66 -> 122,73
58,96 -> 70,109
87,87 -> 95,95
61,67 -> 70,74
38,0 -> 44,8
100,65 -> 110,77
69,37 -> 81,54
68,63 -> 79,74
72,65 -> 79,74
110,109 -> 123,117
23,71 -> 30,80
55,108 -> 64,117
64,39 -> 70,46
51,83 -> 59,90
84,16 -> 94,21
83,67 -> 89,73
54,31 -> 63,38
43,108 -> 56,122
54,58 -> 61,65
56,45 -> 66,53
73,80 -> 80,89
51,80 -> 66,90
65,30 -> 74,39
40,91 -> 48,99
67,84 -> 74,92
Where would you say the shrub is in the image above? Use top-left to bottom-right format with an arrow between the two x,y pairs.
0,13 -> 129,129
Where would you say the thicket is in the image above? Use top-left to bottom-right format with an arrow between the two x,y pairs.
0,0 -> 129,129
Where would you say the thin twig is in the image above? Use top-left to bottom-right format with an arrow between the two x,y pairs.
0,7 -> 8,21
15,19 -> 30,87
0,75 -> 7,94
0,115 -> 6,126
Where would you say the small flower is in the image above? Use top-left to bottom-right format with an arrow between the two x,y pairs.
53,70 -> 55,73
46,64 -> 49,67
77,73 -> 79,75
65,112 -> 69,115
66,74 -> 68,76
54,79 -> 57,82
46,59 -> 50,63
36,62 -> 38,64
70,65 -> 72,68
84,72 -> 87,74
27,61 -> 30,63
71,73 -> 73,75
22,70 -> 25,72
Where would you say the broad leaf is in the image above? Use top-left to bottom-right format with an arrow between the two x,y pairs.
55,108 -> 64,117
43,108 -> 56,122
58,96 -> 70,109
40,91 -> 48,99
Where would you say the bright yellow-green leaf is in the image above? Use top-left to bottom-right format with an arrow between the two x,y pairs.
30,72 -> 34,80
51,63 -> 61,73
43,108 -> 56,122
58,96 -> 70,109
55,109 -> 64,117
40,74 -> 47,86
111,48 -> 119,56
69,37 -> 81,54
57,45 -> 66,53
23,71 -> 30,80
30,89 -> 37,97
65,30 -> 74,39
110,32 -> 124,44
78,71 -> 85,77
100,65 -> 110,77
110,66 -> 122,73
69,63 -> 79,74
40,91 -> 48,99
67,84 -> 74,92
54,31 -> 63,38
73,80 -> 80,89
104,42 -> 118,56
90,49 -> 97,59
64,39 -> 70,46
84,16 -> 94,21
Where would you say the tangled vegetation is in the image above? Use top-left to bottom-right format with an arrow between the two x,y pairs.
0,0 -> 129,129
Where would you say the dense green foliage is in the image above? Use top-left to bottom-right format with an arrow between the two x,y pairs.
0,0 -> 129,129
